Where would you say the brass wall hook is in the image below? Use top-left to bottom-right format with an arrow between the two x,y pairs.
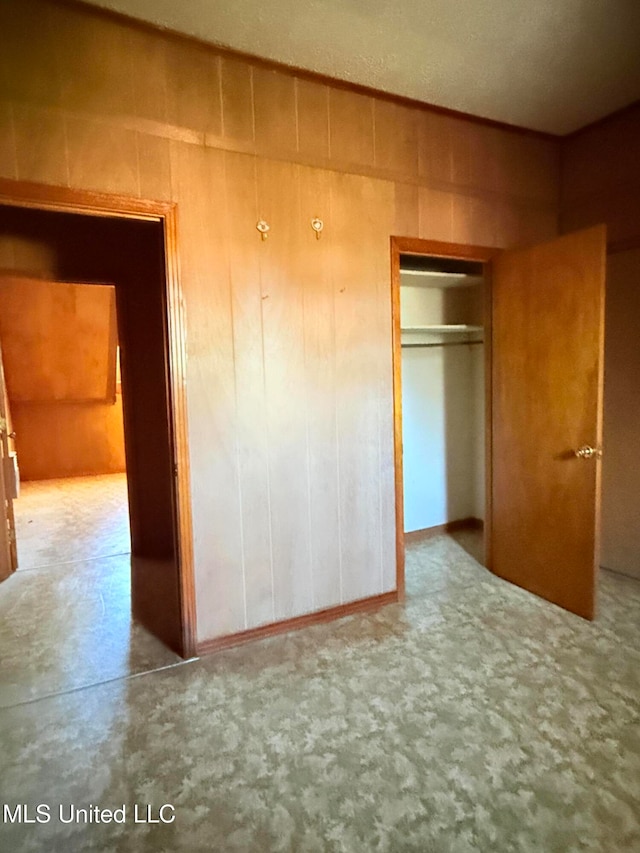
311,218 -> 323,239
256,220 -> 270,240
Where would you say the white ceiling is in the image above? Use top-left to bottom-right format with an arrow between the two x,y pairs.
84,0 -> 640,134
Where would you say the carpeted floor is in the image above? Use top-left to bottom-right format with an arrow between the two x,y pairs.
0,476 -> 181,707
1,529 -> 639,851
13,474 -> 131,570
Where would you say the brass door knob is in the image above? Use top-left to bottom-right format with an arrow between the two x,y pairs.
574,445 -> 602,459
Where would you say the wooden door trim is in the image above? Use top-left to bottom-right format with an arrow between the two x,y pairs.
0,178 -> 196,658
390,236 -> 499,598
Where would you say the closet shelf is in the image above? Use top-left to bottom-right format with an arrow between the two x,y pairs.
401,324 -> 483,333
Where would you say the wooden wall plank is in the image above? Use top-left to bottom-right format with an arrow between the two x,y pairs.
418,112 -> 454,184
0,102 -> 17,181
128,27 -> 169,124
374,101 -> 419,177
164,40 -> 222,135
253,67 -> 297,156
393,182 -> 419,238
296,79 -> 330,161
170,141 -> 245,639
418,187 -> 454,241
65,115 -> 139,196
561,104 -> 640,247
297,164 -> 341,610
451,194 -> 497,247
136,133 -> 172,201
371,185 -> 398,594
331,172 -> 388,601
50,2 -> 135,117
13,104 -> 67,186
0,0 -> 60,107
257,158 -> 313,619
221,57 -> 255,144
224,151 -> 273,628
329,89 -> 375,168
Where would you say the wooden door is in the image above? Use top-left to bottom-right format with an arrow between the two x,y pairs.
491,225 -> 606,619
0,340 -> 18,580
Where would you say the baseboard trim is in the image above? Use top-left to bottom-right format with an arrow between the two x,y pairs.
196,590 -> 399,656
405,517 -> 484,543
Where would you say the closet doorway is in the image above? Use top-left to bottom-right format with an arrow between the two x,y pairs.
392,227 -> 607,619
399,253 -> 487,557
391,238 -> 493,598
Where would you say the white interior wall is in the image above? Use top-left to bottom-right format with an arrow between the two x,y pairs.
601,248 -> 640,579
471,346 -> 485,520
401,275 -> 484,533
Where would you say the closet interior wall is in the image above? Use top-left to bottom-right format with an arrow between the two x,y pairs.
400,265 -> 485,534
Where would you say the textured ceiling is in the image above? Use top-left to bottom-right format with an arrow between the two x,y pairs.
83,0 -> 640,134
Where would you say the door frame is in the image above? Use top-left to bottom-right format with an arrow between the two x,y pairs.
391,236 -> 498,599
0,177 -> 196,658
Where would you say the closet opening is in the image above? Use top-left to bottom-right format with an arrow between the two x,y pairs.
391,237 -> 494,598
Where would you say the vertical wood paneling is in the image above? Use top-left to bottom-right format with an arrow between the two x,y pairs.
374,101 -> 419,177
495,133 -> 560,203
451,194 -> 497,247
495,203 -> 558,249
224,151 -> 273,628
418,112 -> 454,183
298,164 -> 341,610
561,105 -> 640,246
129,28 -> 168,124
331,173 -> 391,601
136,132 -> 172,201
296,79 -> 330,161
165,40 -> 222,135
371,187 -> 397,594
418,187 -> 454,241
0,0 -> 60,107
51,5 -> 135,117
65,116 -> 139,196
257,159 -> 313,619
253,68 -> 297,156
394,182 -> 419,237
0,103 -> 17,180
329,89 -> 374,168
221,57 -> 254,144
170,141 -> 244,639
13,104 -> 67,186
451,122 -> 503,193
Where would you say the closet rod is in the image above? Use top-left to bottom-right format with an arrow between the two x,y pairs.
402,340 -> 484,349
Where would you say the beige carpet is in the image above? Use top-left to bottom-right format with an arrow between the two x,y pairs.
1,532 -> 639,851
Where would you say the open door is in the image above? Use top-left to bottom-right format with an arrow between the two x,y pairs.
0,340 -> 18,581
491,225 -> 606,619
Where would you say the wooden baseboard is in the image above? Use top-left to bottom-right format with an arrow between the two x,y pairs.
196,590 -> 398,656
405,517 -> 484,543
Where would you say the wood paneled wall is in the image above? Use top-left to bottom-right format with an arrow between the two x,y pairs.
561,105 -> 640,248
0,0 -> 561,644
